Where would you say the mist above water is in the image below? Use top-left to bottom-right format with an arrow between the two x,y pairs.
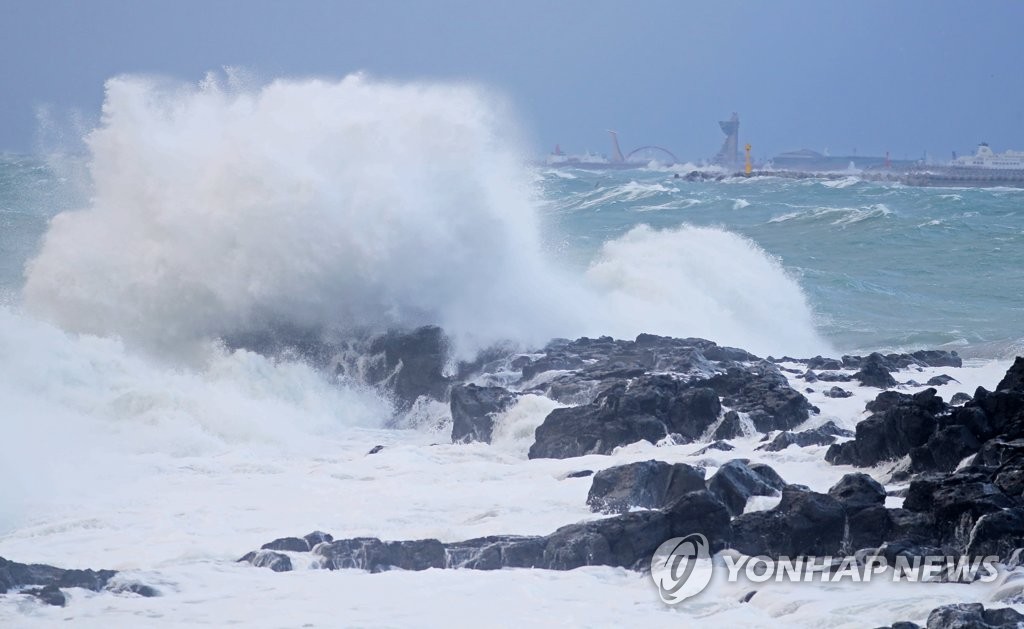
23,73 -> 825,359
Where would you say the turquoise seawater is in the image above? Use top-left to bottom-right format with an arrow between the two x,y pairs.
3,154 -> 1022,358
537,167 -> 1024,357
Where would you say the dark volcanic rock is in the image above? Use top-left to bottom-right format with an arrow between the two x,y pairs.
543,490 -> 730,570
731,487 -> 846,557
748,463 -> 788,491
847,505 -> 895,550
854,353 -> 898,388
24,584 -> 65,607
712,410 -> 745,440
964,507 -> 1024,558
950,392 -> 972,405
292,490 -> 731,573
565,470 -> 594,478
904,472 -> 1014,544
926,375 -> 959,387
910,425 -> 981,473
107,581 -> 161,597
707,460 -> 783,517
841,350 -> 961,371
705,365 -> 814,432
826,389 -> 946,467
528,375 -> 721,459
996,356 -> 1024,392
760,421 -> 853,452
445,536 -> 547,569
239,550 -> 293,572
261,537 -> 309,553
926,603 -> 1024,629
692,440 -> 735,455
364,326 -> 451,411
824,386 -> 853,398
450,384 -> 517,444
828,473 -> 886,514
315,538 -> 446,572
0,557 -> 118,597
304,531 -> 334,549
807,356 -> 844,371
586,460 -> 705,514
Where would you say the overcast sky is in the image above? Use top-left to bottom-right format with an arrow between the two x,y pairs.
3,0 -> 1023,160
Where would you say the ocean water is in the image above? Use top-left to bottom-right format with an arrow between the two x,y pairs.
537,169 -> 1024,357
0,74 -> 1022,627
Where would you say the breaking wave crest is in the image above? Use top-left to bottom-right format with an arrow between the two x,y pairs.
23,73 -> 825,359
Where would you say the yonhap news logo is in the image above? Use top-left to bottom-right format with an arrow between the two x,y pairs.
650,534 -> 713,604
651,533 -> 1004,605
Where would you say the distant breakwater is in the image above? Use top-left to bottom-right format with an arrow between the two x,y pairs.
677,168 -> 1024,189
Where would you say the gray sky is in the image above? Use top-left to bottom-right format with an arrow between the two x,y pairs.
3,0 -> 1023,160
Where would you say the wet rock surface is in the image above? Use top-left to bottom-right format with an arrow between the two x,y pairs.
585,460 -> 705,514
0,556 -> 155,606
450,383 -> 517,443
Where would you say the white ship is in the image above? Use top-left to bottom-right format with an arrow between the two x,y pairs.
951,143 -> 1024,169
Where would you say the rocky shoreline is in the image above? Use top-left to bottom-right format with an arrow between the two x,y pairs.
5,328 -> 1024,626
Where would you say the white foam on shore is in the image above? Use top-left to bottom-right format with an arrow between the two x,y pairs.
0,344 -> 1016,627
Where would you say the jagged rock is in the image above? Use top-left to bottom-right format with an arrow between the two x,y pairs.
877,540 -> 948,565
445,536 -> 546,569
586,460 -> 705,514
712,410 -> 744,440
748,463 -> 787,491
315,538 -> 446,572
367,445 -> 384,455
824,386 -> 853,398
965,507 -> 1024,558
904,472 -> 1013,544
24,584 -> 65,606
565,470 -> 593,478
544,491 -> 731,570
854,353 -> 898,388
950,392 -> 972,405
300,490 -> 730,572
996,357 -> 1024,392
106,581 -> 160,597
692,440 -> 735,455
816,371 -> 853,382
841,351 -> 961,371
910,425 -> 981,473
731,487 -> 846,557
364,326 -> 451,411
261,537 -> 309,552
807,356 -> 844,371
528,375 -> 721,459
866,390 -> 915,414
848,505 -> 894,549
802,370 -> 819,383
705,365 -> 813,432
887,508 -> 939,544
304,531 -> 334,549
239,550 -> 293,572
826,389 -> 945,467
926,603 -> 1024,628
911,351 -> 963,369
927,375 -> 959,386
450,384 -> 517,443
828,473 -> 886,514
759,421 -> 853,452
707,460 -> 782,517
